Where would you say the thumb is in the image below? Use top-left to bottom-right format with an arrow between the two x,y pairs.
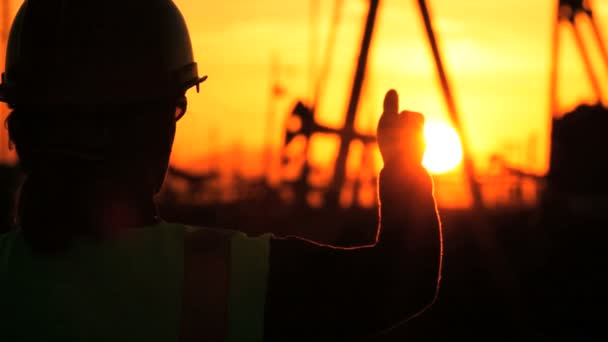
383,89 -> 399,115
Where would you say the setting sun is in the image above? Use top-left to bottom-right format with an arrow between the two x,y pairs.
422,121 -> 463,174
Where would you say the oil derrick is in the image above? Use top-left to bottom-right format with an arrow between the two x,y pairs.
547,0 -> 608,201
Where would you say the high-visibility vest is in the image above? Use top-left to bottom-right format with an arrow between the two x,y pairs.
0,223 -> 270,342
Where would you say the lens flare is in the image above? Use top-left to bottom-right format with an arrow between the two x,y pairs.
422,121 -> 463,174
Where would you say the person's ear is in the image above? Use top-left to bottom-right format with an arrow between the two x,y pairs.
175,96 -> 188,121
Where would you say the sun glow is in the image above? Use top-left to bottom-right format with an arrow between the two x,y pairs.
422,121 -> 463,174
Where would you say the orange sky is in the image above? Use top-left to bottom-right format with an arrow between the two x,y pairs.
2,0 -> 608,203
171,0 -> 608,178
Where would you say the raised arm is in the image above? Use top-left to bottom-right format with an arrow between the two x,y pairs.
263,90 -> 443,340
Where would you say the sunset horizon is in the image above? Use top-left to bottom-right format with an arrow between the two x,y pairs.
2,0 -> 608,208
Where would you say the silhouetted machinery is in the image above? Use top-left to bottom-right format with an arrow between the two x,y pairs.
474,0 -> 608,218
280,0 -> 485,210
544,0 -> 608,216
281,101 -> 376,208
280,1 -> 379,209
549,104 -> 608,196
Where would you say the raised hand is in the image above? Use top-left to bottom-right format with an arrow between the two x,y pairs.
377,89 -> 426,169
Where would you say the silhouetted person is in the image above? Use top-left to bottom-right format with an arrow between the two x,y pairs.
0,1 -> 441,341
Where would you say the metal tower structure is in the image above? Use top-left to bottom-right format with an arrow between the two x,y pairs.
549,0 -> 608,116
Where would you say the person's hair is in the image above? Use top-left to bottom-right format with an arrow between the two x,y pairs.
5,98 -> 181,254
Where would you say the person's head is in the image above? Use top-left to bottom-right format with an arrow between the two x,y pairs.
0,0 -> 205,191
0,0 -> 205,250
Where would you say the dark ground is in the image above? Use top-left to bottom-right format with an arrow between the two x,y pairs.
2,163 -> 605,340
160,198 -> 607,340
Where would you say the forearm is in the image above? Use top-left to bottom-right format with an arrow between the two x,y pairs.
377,163 -> 441,285
372,164 -> 442,329
263,165 -> 442,340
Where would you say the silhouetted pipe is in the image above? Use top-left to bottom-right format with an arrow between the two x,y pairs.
589,17 -> 608,85
556,0 -> 604,105
549,2 -> 561,117
571,22 -> 604,104
417,0 -> 484,210
549,1 -> 561,181
1,0 -> 10,162
313,0 -> 344,110
327,0 -> 379,207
